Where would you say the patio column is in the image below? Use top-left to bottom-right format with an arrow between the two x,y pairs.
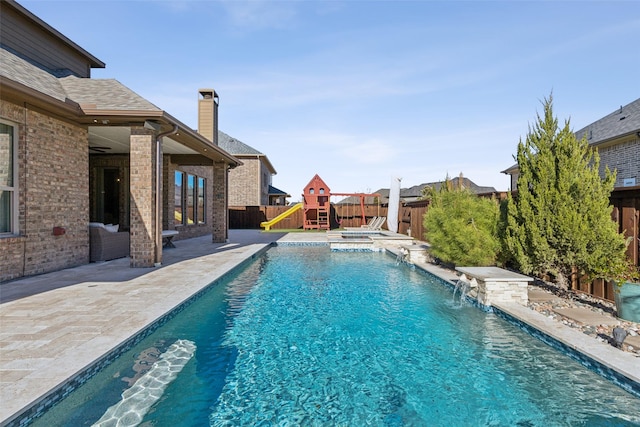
212,161 -> 228,243
129,127 -> 159,267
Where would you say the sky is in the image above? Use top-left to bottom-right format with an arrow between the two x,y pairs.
21,0 -> 640,200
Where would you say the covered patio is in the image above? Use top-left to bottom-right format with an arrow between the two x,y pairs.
82,87 -> 241,267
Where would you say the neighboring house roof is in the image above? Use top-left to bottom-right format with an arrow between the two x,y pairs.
574,98 -> 640,146
268,185 -> 290,197
218,131 -> 262,155
502,98 -> 640,175
218,130 -> 276,174
338,177 -> 496,205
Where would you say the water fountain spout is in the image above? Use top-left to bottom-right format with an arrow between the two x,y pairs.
453,274 -> 471,305
396,248 -> 409,265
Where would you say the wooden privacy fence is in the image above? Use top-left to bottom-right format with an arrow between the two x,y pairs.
230,202 -> 430,235
230,203 -> 428,233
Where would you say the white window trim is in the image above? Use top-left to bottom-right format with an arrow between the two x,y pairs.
0,118 -> 18,236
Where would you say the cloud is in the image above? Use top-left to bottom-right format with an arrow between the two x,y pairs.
335,139 -> 396,165
219,0 -> 299,30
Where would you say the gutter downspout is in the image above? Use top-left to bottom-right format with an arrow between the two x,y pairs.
155,125 -> 178,266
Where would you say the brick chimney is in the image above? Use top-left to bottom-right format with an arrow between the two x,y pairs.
198,89 -> 218,145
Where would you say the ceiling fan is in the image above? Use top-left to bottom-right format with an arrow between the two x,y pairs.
89,146 -> 111,153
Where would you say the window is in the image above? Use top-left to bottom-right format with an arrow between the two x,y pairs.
187,174 -> 195,224
175,171 -> 206,226
197,177 -> 205,224
174,171 -> 184,224
0,121 -> 17,234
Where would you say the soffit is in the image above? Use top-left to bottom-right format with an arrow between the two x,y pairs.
88,126 -> 197,155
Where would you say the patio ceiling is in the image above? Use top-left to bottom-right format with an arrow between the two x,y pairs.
88,126 -> 200,155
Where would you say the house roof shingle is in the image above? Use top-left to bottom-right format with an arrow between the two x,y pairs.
217,130 -> 277,175
0,48 -> 67,102
217,131 -> 263,155
59,77 -> 161,111
337,177 -> 496,205
574,98 -> 640,145
268,185 -> 290,196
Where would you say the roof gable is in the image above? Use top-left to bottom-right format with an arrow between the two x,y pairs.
304,174 -> 330,194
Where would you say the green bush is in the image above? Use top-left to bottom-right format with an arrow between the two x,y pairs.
423,182 -> 500,266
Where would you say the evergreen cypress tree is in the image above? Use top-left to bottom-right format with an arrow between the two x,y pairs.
501,95 -> 628,287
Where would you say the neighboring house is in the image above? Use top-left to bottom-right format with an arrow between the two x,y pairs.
0,0 -> 240,282
339,175 -> 498,205
217,130 -> 288,206
501,98 -> 640,191
501,97 -> 640,265
268,185 -> 290,206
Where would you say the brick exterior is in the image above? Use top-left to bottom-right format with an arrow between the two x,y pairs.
129,128 -> 157,268
227,157 -> 271,206
212,162 -> 228,242
507,134 -> 639,192
0,100 -> 89,282
597,136 -> 640,188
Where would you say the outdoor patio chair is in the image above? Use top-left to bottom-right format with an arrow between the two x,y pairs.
360,216 -> 379,228
362,216 -> 385,230
371,216 -> 386,230
89,223 -> 130,262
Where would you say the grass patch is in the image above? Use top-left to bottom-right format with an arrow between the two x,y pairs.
261,228 -> 326,233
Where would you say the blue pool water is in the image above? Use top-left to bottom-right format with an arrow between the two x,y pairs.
31,246 -> 640,426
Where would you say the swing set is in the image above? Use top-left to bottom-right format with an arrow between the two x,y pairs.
302,174 -> 380,230
331,192 -> 381,228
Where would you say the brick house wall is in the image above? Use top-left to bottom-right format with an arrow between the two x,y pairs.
129,128 -> 157,268
228,157 -> 261,206
505,134 -> 639,192
259,161 -> 271,205
212,162 -> 228,242
0,100 -> 89,282
597,136 -> 640,188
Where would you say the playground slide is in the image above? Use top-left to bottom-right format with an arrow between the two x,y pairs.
260,203 -> 303,230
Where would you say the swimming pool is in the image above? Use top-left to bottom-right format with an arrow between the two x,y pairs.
30,246 -> 640,426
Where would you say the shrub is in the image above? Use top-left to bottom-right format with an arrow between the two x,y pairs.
423,181 -> 500,266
